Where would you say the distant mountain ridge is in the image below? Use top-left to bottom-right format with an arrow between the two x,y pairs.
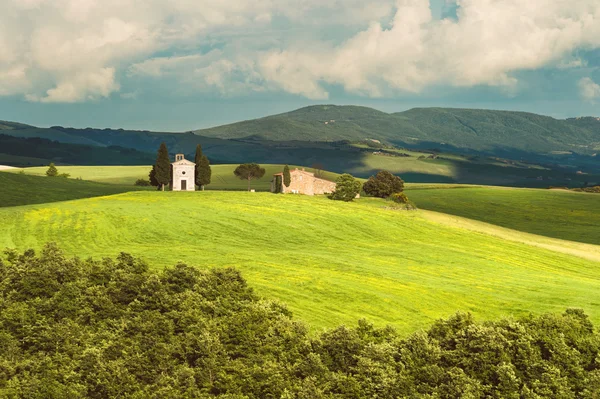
1,106 -> 599,176
194,105 -> 600,155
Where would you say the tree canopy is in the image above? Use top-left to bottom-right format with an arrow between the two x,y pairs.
329,173 -> 362,202
1,245 -> 600,398
234,163 -> 266,191
363,170 -> 405,198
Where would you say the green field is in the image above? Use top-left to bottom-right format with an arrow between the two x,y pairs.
1,191 -> 599,334
407,186 -> 600,245
0,172 -> 146,207
14,164 -> 342,190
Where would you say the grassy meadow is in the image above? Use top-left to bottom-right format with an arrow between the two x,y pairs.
407,186 -> 600,245
0,172 -> 147,207
1,190 -> 599,334
14,164 -> 342,190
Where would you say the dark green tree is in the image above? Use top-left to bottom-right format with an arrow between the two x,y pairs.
363,170 -> 404,198
46,162 -> 58,177
194,144 -> 203,167
328,174 -> 362,202
149,165 -> 159,189
274,175 -> 283,194
154,142 -> 171,191
283,165 -> 291,188
234,163 -> 266,191
195,145 -> 212,190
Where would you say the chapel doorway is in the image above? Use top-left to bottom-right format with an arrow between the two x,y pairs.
181,180 -> 187,190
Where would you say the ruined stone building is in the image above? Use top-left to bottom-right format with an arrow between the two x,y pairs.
271,168 -> 336,195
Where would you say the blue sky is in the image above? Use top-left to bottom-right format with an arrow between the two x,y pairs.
0,0 -> 599,131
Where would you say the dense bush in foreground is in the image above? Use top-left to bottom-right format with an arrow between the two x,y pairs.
1,245 -> 600,398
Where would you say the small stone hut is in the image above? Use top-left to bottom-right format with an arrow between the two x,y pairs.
271,168 -> 336,195
172,154 -> 195,191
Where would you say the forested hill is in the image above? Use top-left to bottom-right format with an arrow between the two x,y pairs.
195,105 -> 600,155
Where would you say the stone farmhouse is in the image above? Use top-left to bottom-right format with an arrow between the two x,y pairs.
271,168 -> 336,195
171,154 -> 195,191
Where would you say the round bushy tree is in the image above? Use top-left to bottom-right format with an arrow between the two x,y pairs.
363,170 -> 404,198
234,163 -> 266,191
328,174 -> 362,202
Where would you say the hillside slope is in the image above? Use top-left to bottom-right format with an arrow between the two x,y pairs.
0,134 -> 156,166
407,186 -> 600,245
1,191 -> 599,332
0,172 -> 145,207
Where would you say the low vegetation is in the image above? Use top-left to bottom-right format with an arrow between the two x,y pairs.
1,245 -> 600,398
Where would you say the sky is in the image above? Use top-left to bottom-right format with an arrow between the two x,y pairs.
1,0 -> 600,131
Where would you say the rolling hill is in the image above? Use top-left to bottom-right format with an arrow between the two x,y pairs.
0,172 -> 147,207
0,134 -> 156,166
407,186 -> 600,245
1,191 -> 599,332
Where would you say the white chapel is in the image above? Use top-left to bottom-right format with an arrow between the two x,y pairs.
172,154 -> 195,191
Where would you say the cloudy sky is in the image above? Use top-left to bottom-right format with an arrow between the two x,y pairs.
1,0 -> 600,131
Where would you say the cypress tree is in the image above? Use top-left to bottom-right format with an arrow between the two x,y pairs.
154,143 -> 171,191
197,155 -> 212,191
274,175 -> 283,193
194,144 -> 203,188
46,163 -> 58,177
283,165 -> 291,188
149,165 -> 159,190
194,144 -> 211,190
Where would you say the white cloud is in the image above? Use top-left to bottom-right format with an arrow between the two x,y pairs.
260,0 -> 600,98
129,51 -> 267,96
2,0 -> 600,102
579,77 -> 600,102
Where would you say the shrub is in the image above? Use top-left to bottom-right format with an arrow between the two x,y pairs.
58,173 -> 70,178
390,192 -> 409,203
328,174 -> 362,202
363,170 -> 404,198
135,179 -> 151,186
387,192 -> 417,210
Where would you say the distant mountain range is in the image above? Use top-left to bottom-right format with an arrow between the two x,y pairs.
1,106 -> 598,179
194,105 -> 600,156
